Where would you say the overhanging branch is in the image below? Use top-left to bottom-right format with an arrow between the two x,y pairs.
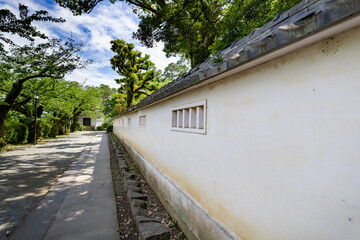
126,0 -> 157,14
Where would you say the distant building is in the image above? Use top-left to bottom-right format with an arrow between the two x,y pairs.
113,0 -> 360,239
79,115 -> 103,131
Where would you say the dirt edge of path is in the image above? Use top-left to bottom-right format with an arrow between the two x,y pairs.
109,133 -> 187,240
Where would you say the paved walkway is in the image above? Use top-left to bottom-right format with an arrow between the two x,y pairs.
0,132 -> 119,240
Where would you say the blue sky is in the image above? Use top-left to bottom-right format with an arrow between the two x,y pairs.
0,0 -> 179,88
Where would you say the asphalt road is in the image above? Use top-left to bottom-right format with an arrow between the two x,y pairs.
0,131 -> 119,240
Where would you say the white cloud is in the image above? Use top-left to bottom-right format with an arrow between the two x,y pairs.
1,0 -> 179,88
138,42 -> 179,71
66,67 -> 119,89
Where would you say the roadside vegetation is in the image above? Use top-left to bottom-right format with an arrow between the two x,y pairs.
1,0 -> 302,150
0,5 -> 114,150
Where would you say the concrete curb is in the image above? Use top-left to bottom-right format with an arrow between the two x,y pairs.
109,133 -> 170,240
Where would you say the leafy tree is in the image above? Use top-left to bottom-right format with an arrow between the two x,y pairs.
55,0 -> 227,67
28,78 -> 73,138
0,38 -> 90,147
110,39 -> 161,109
39,80 -> 102,136
98,84 -> 117,103
103,92 -> 126,118
9,77 -> 51,143
55,0 -> 302,67
133,0 -> 228,68
69,84 -> 103,133
161,58 -> 190,82
0,4 -> 64,51
55,0 -> 156,15
55,0 -> 107,15
0,4 -> 91,146
212,0 -> 303,53
99,84 -> 119,120
103,94 -> 119,118
42,79 -> 81,137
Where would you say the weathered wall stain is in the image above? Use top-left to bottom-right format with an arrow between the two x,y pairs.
321,37 -> 343,56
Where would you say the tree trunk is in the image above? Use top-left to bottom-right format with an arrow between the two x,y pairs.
126,90 -> 134,108
27,120 -> 41,143
189,46 -> 211,68
0,80 -> 25,147
70,113 -> 80,132
0,107 -> 9,148
59,117 -> 70,135
49,120 -> 60,138
58,125 -> 66,135
49,113 -> 60,138
27,120 -> 35,143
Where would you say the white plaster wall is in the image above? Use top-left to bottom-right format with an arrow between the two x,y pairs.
79,116 -> 98,127
114,25 -> 360,240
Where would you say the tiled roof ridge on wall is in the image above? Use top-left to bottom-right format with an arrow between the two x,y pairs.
115,0 -> 360,118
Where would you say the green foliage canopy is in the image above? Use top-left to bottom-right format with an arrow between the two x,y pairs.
212,0 -> 303,53
0,4 -> 64,51
161,58 -> 190,82
0,38 -> 90,146
110,39 -> 160,109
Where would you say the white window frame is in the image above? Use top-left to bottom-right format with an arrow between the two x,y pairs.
171,99 -> 207,134
139,115 -> 146,127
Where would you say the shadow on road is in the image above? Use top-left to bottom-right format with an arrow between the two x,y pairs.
0,132 -> 99,239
